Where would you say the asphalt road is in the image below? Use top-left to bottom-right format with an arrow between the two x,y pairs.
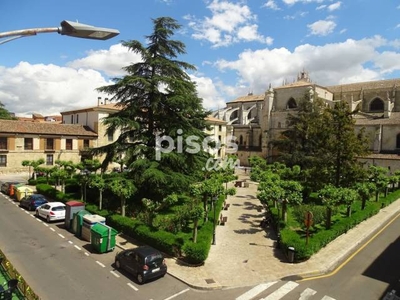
0,193 -> 191,300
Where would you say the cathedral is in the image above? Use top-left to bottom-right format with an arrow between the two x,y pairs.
213,71 -> 400,172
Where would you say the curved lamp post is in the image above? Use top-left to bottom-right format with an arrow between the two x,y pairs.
0,20 -> 119,45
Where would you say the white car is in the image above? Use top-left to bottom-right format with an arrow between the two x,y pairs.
35,202 -> 66,222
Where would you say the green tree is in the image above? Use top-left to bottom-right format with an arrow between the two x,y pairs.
368,165 -> 389,202
92,17 -> 210,203
89,174 -> 106,210
0,102 -> 16,120
354,182 -> 375,210
318,185 -> 341,229
22,158 -> 45,180
108,176 -> 137,217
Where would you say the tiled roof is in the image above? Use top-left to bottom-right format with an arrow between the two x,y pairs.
60,103 -> 122,115
0,120 -> 97,137
327,78 -> 400,93
274,80 -> 314,89
227,94 -> 265,103
206,116 -> 227,124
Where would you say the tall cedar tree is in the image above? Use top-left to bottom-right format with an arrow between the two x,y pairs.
93,17 -> 210,202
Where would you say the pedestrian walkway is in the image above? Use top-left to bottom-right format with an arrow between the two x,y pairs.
115,169 -> 400,290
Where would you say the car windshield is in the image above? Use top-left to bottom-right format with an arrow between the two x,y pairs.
145,253 -> 163,267
52,206 -> 65,211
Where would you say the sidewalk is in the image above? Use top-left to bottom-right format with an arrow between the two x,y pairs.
115,170 -> 400,290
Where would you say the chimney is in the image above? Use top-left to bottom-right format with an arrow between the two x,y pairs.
98,97 -> 102,106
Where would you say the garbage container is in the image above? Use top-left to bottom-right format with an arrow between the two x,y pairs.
287,246 -> 295,263
91,223 -> 118,253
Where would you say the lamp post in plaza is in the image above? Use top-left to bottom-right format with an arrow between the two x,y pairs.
0,20 -> 119,45
212,196 -> 217,245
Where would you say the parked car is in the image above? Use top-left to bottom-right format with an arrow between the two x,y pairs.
114,246 -> 167,284
35,202 -> 66,222
20,194 -> 48,211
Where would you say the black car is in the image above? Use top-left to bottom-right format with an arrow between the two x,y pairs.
115,246 -> 167,284
20,194 -> 48,211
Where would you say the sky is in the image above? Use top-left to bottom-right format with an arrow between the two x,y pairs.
1,0 -> 400,117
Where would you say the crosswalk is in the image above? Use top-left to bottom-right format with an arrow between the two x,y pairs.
235,281 -> 336,300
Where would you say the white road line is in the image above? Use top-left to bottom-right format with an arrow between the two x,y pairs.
68,241 -> 73,244
30,214 -> 34,217
110,271 -> 120,278
127,282 -> 138,291
24,211 -> 29,214
50,227 -> 55,232
299,288 -> 317,300
96,261 -> 105,268
36,218 -> 42,223
163,288 -> 190,300
321,296 -> 336,300
43,223 -> 48,227
261,281 -> 299,300
58,233 -> 65,238
74,245 -> 81,251
84,252 -> 90,256
20,208 -> 24,211
236,282 -> 277,300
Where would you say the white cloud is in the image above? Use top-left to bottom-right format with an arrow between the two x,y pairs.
316,5 -> 326,10
67,44 -> 141,77
284,11 -> 309,20
263,0 -> 280,10
0,62 -> 113,116
307,19 -> 337,36
327,1 -> 341,11
185,0 -> 272,47
282,0 -> 325,5
214,36 -> 389,97
190,74 -> 226,109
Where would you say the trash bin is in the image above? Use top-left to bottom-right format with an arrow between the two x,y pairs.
287,246 -> 295,263
91,223 -> 118,253
72,210 -> 91,237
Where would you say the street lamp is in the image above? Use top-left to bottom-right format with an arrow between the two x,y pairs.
0,20 -> 119,45
212,196 -> 217,245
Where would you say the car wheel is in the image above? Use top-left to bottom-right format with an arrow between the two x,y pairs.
115,259 -> 121,269
137,273 -> 144,284
46,215 -> 50,223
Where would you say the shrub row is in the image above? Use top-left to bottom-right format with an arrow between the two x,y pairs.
280,191 -> 400,262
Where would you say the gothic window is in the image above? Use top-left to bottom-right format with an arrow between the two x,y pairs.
396,134 -> 400,148
370,98 -> 384,112
259,134 -> 262,147
239,135 -> 243,145
287,97 -> 297,109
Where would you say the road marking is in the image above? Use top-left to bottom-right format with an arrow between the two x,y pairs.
58,233 -> 65,239
43,223 -> 48,227
261,281 -> 299,300
299,212 -> 400,282
127,282 -> 138,291
163,288 -> 190,300
321,296 -> 336,300
74,245 -> 81,251
20,208 -> 24,211
299,288 -> 317,299
110,271 -> 120,278
36,218 -> 42,223
84,252 -> 90,256
50,227 -> 55,232
68,241 -> 73,244
24,211 -> 29,214
236,281 -> 278,300
96,261 -> 105,268
30,214 -> 34,218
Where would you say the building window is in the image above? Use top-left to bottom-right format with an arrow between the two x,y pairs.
107,132 -> 113,142
0,137 -> 7,150
71,115 -> 74,124
83,139 -> 90,148
218,125 -> 222,131
0,155 -> 6,166
66,139 -> 73,150
370,98 -> 384,112
287,97 -> 297,109
24,138 -> 33,150
46,154 -> 53,165
46,138 -> 54,150
76,114 -> 79,124
239,135 -> 243,145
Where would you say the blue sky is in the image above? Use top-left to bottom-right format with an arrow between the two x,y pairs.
1,0 -> 400,116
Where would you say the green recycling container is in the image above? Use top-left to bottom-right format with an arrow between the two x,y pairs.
72,210 -> 91,237
91,223 -> 118,253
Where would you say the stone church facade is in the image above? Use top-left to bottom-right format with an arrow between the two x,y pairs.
214,71 -> 400,172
